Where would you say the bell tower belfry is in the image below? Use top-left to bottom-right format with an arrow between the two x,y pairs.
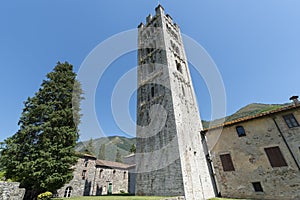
135,5 -> 215,200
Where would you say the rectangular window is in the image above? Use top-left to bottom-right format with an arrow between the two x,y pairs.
220,154 -> 235,171
236,126 -> 246,137
252,182 -> 263,192
264,146 -> 288,167
283,114 -> 299,128
151,86 -> 155,98
82,170 -> 87,180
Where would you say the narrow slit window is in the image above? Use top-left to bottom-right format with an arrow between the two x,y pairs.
175,60 -> 182,73
99,169 -> 103,178
151,86 -> 155,98
82,170 -> 87,180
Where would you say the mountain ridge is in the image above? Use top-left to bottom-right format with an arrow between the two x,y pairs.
76,102 -> 289,161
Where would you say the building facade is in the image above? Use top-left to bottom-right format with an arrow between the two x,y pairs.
205,102 -> 300,200
56,154 -> 130,198
123,153 -> 136,195
135,5 -> 215,200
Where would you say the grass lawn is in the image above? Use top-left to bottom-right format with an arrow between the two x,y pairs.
210,198 -> 251,200
53,196 -> 167,200
53,196 -> 250,200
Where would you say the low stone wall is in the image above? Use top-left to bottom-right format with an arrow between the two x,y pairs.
0,182 -> 26,200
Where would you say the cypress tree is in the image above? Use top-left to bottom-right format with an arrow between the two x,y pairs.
0,62 -> 83,199
130,144 -> 136,153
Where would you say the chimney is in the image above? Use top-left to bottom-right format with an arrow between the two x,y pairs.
289,95 -> 299,105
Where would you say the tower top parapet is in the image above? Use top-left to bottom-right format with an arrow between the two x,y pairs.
155,4 -> 165,15
138,4 -> 178,29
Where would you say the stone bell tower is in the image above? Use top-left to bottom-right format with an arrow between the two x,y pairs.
135,5 -> 215,200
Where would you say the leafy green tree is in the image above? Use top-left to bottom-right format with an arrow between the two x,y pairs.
0,62 -> 83,199
130,144 -> 136,153
115,149 -> 123,163
84,138 -> 96,155
98,144 -> 106,160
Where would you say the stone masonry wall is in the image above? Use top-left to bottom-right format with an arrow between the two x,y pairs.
57,156 -> 97,197
0,182 -> 25,200
136,5 -> 215,200
94,167 -> 128,195
57,156 -> 128,197
207,107 -> 300,200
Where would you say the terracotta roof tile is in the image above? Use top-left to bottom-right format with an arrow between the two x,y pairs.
204,104 -> 300,131
96,159 -> 131,169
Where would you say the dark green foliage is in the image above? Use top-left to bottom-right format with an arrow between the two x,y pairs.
115,149 -> 122,163
129,144 -> 136,153
0,62 -> 83,199
84,138 -> 96,155
98,144 -> 106,160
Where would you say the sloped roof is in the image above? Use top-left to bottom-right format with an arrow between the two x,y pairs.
96,159 -> 131,169
75,152 -> 97,159
204,103 -> 300,131
124,153 -> 135,158
82,153 -> 97,159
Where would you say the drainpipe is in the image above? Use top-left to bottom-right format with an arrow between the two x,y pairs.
200,131 -> 219,196
272,117 -> 300,170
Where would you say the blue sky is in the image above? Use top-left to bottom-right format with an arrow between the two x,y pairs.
1,1 -> 299,142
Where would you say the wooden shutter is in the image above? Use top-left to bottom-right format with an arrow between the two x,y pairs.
264,146 -> 288,167
220,154 -> 235,171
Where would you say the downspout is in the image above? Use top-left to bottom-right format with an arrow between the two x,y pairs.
272,117 -> 300,170
201,131 -> 219,196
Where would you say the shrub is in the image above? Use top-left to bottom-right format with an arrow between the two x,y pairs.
0,171 -> 13,182
120,190 -> 126,194
37,191 -> 52,200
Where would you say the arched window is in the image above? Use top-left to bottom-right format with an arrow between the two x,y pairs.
99,169 -> 103,178
64,186 -> 72,198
